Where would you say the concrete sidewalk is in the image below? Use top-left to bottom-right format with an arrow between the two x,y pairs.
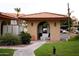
13,41 -> 46,56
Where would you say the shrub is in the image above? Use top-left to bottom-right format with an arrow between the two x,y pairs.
0,33 -> 21,46
68,35 -> 79,41
19,31 -> 31,44
0,35 -> 2,43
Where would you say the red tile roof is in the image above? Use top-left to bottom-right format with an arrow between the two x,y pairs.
0,12 -> 25,19
0,12 -> 68,20
20,12 -> 68,19
0,12 -> 15,20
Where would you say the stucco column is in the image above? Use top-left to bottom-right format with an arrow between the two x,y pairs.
49,21 -> 60,41
27,21 -> 38,41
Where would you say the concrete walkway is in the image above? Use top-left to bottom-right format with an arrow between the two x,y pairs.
13,41 -> 46,56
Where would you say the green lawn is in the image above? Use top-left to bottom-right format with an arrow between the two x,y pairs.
0,48 -> 15,56
34,38 -> 79,56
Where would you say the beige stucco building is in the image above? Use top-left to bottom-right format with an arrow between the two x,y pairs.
20,12 -> 68,41
0,12 -> 68,41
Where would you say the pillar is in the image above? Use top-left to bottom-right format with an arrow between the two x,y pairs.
27,21 -> 38,41
49,21 -> 60,41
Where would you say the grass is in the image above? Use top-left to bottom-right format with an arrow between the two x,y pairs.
34,36 -> 79,56
0,48 -> 15,56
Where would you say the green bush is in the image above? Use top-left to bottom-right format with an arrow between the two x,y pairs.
19,31 -> 31,44
0,35 -> 2,42
68,35 -> 79,41
0,33 -> 21,46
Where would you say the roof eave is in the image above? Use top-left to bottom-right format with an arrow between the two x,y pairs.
19,17 -> 68,21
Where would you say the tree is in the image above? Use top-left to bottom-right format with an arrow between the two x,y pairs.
67,3 -> 73,32
14,8 -> 21,34
14,8 -> 21,17
61,17 -> 72,30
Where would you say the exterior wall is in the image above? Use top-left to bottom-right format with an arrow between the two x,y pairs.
26,19 -> 61,41
48,21 -> 60,41
27,20 -> 38,40
0,18 -> 61,41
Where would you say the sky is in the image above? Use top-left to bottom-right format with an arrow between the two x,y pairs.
0,0 -> 79,20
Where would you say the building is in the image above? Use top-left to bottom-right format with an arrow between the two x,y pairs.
0,12 -> 27,35
0,12 -> 68,41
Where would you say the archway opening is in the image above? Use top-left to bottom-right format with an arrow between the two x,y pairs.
37,22 -> 50,40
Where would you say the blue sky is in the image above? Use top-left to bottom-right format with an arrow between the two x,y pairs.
0,0 -> 79,20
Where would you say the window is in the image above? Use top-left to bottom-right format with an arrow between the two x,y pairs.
11,20 -> 17,25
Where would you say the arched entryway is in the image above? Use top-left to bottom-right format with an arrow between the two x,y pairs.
37,21 -> 50,40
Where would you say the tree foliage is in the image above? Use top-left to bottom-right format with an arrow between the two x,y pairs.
14,8 -> 21,17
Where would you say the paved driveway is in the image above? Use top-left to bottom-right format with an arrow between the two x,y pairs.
13,41 -> 46,56
60,33 -> 70,41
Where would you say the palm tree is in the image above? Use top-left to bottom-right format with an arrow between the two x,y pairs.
14,8 -> 21,17
14,8 -> 21,34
